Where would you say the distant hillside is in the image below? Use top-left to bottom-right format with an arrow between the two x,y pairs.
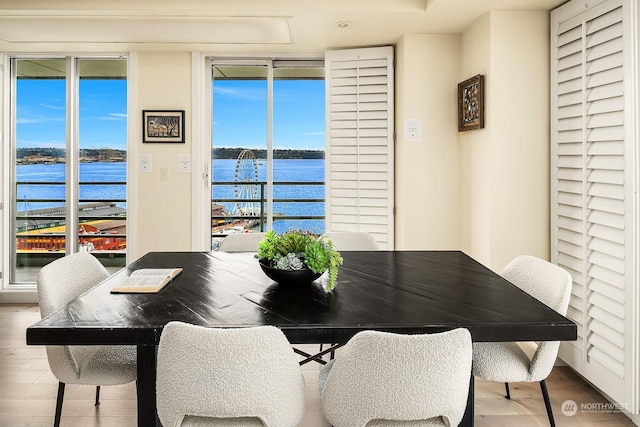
213,148 -> 324,160
17,147 -> 126,162
17,147 -> 66,159
17,147 -> 324,160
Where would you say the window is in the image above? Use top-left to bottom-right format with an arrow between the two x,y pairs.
8,57 -> 127,285
209,59 -> 325,248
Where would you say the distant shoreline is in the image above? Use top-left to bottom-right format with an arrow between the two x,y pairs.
17,147 -> 325,164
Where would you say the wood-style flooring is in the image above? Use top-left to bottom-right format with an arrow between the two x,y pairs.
1,304 -> 635,426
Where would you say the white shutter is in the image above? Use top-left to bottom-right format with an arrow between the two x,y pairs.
325,47 -> 394,249
552,0 -> 638,412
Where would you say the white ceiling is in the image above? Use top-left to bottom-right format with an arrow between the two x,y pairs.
0,0 -> 567,53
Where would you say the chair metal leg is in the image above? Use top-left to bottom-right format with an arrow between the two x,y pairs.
540,380 -> 556,427
504,382 -> 511,399
319,343 -> 336,360
54,382 -> 65,427
95,385 -> 101,405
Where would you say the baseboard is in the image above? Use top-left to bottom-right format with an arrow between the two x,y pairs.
626,412 -> 640,426
0,289 -> 38,303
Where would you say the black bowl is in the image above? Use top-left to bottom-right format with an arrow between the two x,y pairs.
258,259 -> 323,286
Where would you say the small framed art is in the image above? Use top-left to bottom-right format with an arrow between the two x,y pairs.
457,74 -> 484,132
142,110 -> 185,143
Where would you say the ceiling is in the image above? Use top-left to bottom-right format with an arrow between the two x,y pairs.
0,0 -> 567,53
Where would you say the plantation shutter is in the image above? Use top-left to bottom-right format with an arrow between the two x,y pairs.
551,0 -> 637,412
325,47 -> 394,249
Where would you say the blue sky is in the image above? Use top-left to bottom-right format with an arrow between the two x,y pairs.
17,79 -> 128,150
213,79 -> 325,150
17,78 -> 325,151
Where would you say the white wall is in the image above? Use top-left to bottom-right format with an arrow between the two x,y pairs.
132,52 -> 193,258
395,12 -> 550,269
459,14 -> 492,264
458,11 -> 550,270
395,34 -> 462,249
488,11 -> 550,270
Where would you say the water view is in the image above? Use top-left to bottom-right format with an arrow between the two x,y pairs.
17,158 -> 326,234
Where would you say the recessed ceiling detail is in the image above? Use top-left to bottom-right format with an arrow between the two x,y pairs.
0,1 -> 567,51
0,15 -> 292,44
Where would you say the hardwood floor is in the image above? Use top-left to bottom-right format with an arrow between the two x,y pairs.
1,303 -> 635,427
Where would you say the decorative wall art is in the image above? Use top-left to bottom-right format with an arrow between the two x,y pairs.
457,74 -> 484,132
142,110 -> 185,143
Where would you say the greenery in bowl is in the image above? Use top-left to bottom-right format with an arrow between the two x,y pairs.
257,230 -> 343,291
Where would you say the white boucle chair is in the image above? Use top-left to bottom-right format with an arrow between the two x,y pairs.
217,232 -> 266,252
319,231 -> 380,358
36,252 -> 137,427
156,322 -> 306,427
322,231 -> 380,251
472,255 -> 573,427
319,328 -> 472,427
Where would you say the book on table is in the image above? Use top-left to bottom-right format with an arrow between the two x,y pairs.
110,268 -> 183,294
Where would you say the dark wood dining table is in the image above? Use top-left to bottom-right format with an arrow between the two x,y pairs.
26,250 -> 576,427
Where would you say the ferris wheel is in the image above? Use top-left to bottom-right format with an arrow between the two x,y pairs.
233,149 -> 260,216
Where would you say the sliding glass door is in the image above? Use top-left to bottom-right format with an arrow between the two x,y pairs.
9,57 -> 127,285
210,59 -> 324,249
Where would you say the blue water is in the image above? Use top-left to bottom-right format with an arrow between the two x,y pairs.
212,158 -> 325,233
16,162 -> 127,212
16,159 -> 326,234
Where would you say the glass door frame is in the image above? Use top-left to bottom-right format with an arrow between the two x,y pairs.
191,54 -> 326,251
0,53 -> 6,290
2,55 -> 128,291
210,59 -> 275,234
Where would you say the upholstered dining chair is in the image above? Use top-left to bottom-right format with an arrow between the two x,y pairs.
218,232 -> 266,252
319,328 -> 472,426
156,322 -> 306,427
319,231 -> 380,357
322,231 -> 380,251
36,252 -> 137,427
472,255 -> 573,427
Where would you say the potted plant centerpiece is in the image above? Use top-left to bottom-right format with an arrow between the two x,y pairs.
257,230 -> 343,292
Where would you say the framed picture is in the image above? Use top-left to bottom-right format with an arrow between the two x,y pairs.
142,110 -> 185,143
457,74 -> 484,132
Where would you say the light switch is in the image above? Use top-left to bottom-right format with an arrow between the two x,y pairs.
405,119 -> 421,142
139,153 -> 152,173
178,154 -> 192,173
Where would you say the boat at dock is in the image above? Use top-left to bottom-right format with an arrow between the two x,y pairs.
16,202 -> 126,253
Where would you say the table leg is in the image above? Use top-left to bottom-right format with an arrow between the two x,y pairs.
460,373 -> 474,427
137,345 -> 161,427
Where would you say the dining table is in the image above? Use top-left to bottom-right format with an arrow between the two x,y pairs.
26,250 -> 577,427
